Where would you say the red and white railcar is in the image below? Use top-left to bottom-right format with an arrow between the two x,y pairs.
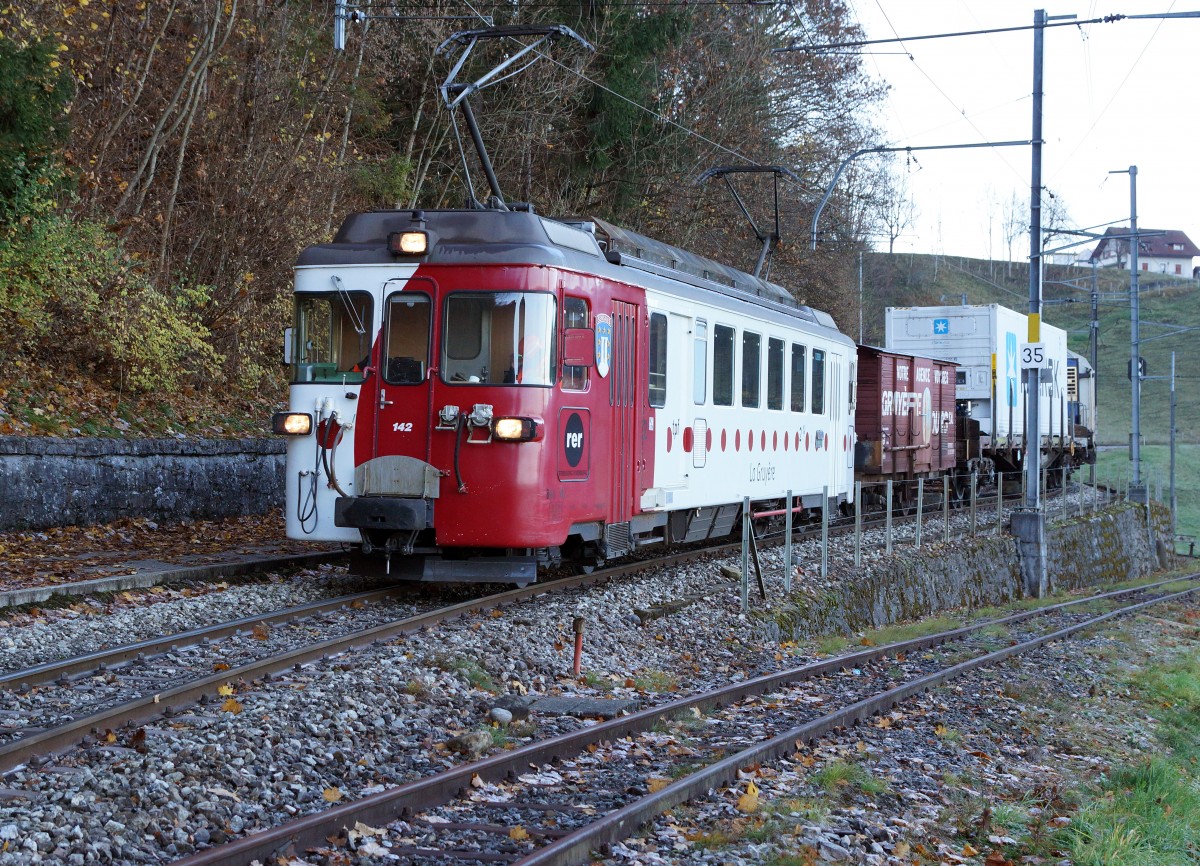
274,208 -> 857,582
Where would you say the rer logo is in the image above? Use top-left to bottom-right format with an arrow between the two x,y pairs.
933,318 -> 950,335
594,314 -> 613,379
564,412 -> 585,467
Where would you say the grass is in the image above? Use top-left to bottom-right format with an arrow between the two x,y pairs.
433,655 -> 496,692
1052,650 -> 1200,864
811,760 -> 888,797
814,616 -> 963,656
1096,444 -> 1200,543
578,670 -> 612,691
632,669 -> 679,692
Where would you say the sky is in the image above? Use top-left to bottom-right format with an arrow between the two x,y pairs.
846,1 -> 1200,262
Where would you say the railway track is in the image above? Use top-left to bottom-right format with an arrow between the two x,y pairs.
171,571 -> 1199,866
0,480 -> 1112,779
0,535 -> 762,777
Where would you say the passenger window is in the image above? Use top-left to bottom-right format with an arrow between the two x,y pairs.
811,348 -> 826,415
648,312 -> 667,408
562,297 -> 589,391
790,344 -> 806,412
742,331 -> 761,408
767,337 -> 784,410
713,325 -> 735,406
693,320 -> 707,405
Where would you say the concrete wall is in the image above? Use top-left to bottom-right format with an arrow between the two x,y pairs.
762,502 -> 1174,641
0,437 -> 284,531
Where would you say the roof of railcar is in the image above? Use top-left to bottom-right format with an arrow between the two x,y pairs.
296,209 -> 842,332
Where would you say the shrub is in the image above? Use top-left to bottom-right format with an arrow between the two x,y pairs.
0,214 -> 221,392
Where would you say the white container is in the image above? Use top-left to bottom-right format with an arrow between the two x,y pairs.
884,304 -> 1069,447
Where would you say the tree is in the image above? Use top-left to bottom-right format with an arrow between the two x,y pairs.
875,169 -> 917,255
1001,191 -> 1025,279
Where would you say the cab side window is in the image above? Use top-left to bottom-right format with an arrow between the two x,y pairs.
562,297 -> 589,391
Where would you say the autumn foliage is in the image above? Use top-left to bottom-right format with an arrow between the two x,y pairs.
0,0 -> 889,427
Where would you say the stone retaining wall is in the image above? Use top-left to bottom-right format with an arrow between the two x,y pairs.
0,437 -> 284,531
763,502 -> 1174,640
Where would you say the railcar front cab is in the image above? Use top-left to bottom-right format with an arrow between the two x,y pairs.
273,234 -> 597,582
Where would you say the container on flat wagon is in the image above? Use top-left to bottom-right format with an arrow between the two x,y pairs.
883,304 -> 1069,449
854,346 -> 957,478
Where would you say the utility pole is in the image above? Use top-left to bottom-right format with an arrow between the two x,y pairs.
1109,166 -> 1145,502
1090,258 -> 1098,487
1012,9 -> 1049,598
1024,7 -> 1045,518
1170,351 -> 1177,542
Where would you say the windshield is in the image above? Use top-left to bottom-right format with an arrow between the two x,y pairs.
291,291 -> 372,384
441,292 -> 557,386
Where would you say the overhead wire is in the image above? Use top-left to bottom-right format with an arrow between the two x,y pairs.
447,0 -> 786,173
1050,0 -> 1176,183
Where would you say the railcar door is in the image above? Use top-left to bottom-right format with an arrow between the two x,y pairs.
609,301 -> 641,524
371,280 -> 436,468
828,351 -> 847,501
648,309 -> 690,499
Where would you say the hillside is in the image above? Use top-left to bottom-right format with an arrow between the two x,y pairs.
860,252 -> 1200,446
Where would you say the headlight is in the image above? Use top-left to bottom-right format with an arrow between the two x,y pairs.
493,417 -> 539,441
388,230 -> 429,255
272,412 -> 312,435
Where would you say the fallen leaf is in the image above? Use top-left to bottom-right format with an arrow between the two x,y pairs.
217,683 -> 235,696
221,698 -> 243,714
874,716 -> 893,729
251,622 -> 270,641
323,787 -> 343,802
963,843 -> 979,856
647,777 -> 671,793
212,662 -> 231,672
736,780 -> 759,813
509,826 -> 529,841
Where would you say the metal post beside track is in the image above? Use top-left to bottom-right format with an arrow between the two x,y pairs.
821,485 -> 829,579
943,478 -> 950,543
915,477 -> 924,549
997,470 -> 1004,535
970,471 -> 978,537
784,490 -> 793,593
885,480 -> 893,555
854,481 -> 862,569
741,496 -> 750,613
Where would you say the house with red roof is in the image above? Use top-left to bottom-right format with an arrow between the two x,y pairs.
1089,227 -> 1200,277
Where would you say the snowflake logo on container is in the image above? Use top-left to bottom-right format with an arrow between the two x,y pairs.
933,318 -> 950,335
594,314 -> 613,379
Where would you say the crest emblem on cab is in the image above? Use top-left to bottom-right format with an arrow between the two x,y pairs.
594,314 -> 613,379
